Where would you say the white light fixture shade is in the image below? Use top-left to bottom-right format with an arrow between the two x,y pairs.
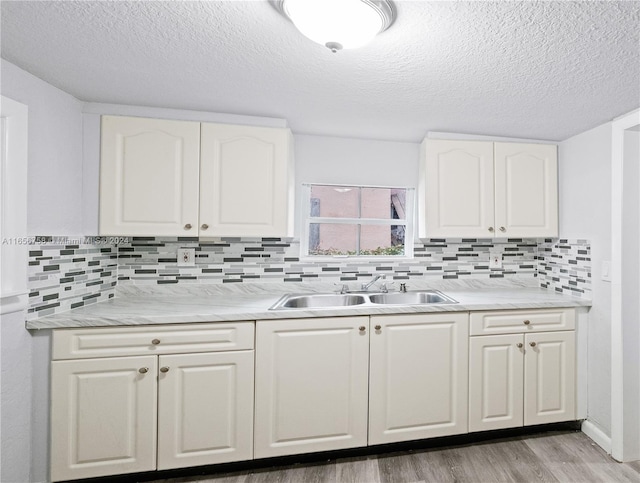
277,0 -> 395,51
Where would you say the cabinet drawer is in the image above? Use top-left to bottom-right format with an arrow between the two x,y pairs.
53,322 -> 255,360
470,308 -> 575,336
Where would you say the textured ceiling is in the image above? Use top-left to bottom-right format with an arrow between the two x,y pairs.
2,0 -> 639,142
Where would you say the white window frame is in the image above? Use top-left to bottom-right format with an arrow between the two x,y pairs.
300,183 -> 415,260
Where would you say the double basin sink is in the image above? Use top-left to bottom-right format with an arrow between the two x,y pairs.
270,290 -> 457,310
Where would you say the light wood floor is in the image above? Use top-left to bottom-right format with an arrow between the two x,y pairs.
147,430 -> 640,483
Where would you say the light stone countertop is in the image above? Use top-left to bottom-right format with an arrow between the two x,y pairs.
26,279 -> 591,330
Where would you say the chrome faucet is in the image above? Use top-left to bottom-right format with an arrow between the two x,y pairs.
361,274 -> 384,291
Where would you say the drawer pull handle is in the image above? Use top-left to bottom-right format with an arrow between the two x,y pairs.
375,325 -> 382,331
359,326 -> 366,332
201,223 -> 209,230
160,366 -> 170,373
488,227 -> 494,232
151,339 -> 161,345
184,223 -> 192,230
138,367 -> 149,374
523,320 -> 531,325
529,342 -> 537,347
516,343 -> 523,348
499,226 -> 506,232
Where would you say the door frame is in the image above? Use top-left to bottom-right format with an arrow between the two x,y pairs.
611,108 -> 640,462
0,96 -> 29,314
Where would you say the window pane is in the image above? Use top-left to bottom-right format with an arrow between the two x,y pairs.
308,223 -> 358,256
359,225 -> 405,256
310,185 -> 359,218
361,188 -> 406,220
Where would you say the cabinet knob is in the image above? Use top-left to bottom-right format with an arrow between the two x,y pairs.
499,226 -> 506,232
160,366 -> 170,373
184,223 -> 192,230
375,325 -> 382,331
516,343 -> 523,348
201,224 -> 209,230
529,341 -> 537,347
488,227 -> 494,232
523,320 -> 531,325
359,326 -> 366,332
138,367 -> 149,374
151,338 -> 161,345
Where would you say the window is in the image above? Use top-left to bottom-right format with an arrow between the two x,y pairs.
302,184 -> 414,258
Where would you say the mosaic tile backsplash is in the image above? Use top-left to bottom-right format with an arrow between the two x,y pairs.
117,237 -> 539,285
26,236 -> 591,319
537,238 -> 591,297
27,239 -> 117,320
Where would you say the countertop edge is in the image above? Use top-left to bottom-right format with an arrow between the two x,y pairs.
26,293 -> 591,330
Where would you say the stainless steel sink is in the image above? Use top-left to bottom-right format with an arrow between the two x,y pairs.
270,293 -> 368,309
368,290 -> 456,305
269,290 -> 457,310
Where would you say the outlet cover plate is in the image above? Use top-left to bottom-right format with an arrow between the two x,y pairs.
489,252 -> 503,270
177,248 -> 196,267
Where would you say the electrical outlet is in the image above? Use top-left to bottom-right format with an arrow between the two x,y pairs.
177,248 -> 196,267
489,252 -> 503,269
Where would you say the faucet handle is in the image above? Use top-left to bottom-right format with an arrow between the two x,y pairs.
380,281 -> 395,293
400,283 -> 407,293
334,283 -> 349,294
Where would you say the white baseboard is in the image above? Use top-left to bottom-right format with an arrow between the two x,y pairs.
582,420 -> 612,454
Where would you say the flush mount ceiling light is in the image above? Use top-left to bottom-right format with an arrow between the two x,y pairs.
273,0 -> 395,52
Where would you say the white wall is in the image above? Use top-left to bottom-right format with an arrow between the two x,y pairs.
294,134 -> 419,188
1,60 -> 84,235
0,59 -> 84,482
1,311 -> 33,482
559,122 -> 612,437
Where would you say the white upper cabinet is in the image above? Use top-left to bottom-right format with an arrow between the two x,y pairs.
494,142 -> 558,237
420,138 -> 558,238
100,116 -> 201,236
200,123 -> 294,237
100,116 -> 294,237
421,139 -> 495,238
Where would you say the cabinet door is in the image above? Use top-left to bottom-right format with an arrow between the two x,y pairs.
254,317 -> 369,458
494,142 -> 558,237
100,115 -> 201,236
51,356 -> 157,482
369,313 -> 469,445
200,123 -> 293,237
157,351 -> 254,469
422,139 -> 495,238
469,334 -> 524,432
524,331 -> 575,425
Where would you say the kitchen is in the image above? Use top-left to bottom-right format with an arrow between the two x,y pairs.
1,1 -> 639,482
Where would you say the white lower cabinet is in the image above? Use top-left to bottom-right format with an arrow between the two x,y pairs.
157,351 -> 254,470
51,356 -> 158,482
469,330 -> 575,432
50,323 -> 254,482
368,313 -> 469,445
50,309 -> 578,480
523,331 -> 576,426
254,317 -> 370,458
254,313 -> 470,455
